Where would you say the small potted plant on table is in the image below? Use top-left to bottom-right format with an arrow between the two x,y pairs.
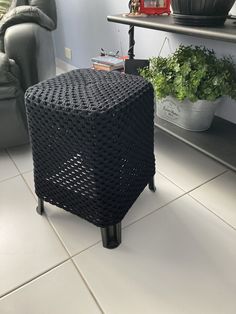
140,45 -> 236,131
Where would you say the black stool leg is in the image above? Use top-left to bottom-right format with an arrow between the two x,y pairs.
148,176 -> 156,192
101,223 -> 121,249
36,198 -> 44,215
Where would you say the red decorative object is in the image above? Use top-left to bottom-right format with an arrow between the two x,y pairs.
140,0 -> 171,15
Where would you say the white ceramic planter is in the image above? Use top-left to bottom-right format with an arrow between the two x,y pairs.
156,96 -> 221,131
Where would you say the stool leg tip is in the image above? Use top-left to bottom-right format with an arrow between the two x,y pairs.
148,177 -> 156,192
101,223 -> 121,249
36,198 -> 44,215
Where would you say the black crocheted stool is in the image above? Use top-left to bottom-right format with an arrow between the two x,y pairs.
25,69 -> 156,249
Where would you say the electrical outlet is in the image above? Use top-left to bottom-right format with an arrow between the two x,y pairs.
64,47 -> 72,60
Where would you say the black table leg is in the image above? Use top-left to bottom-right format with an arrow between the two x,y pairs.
128,25 -> 135,59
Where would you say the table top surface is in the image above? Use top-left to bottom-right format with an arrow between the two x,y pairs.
107,14 -> 236,43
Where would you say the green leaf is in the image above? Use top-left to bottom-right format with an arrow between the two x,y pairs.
139,45 -> 236,102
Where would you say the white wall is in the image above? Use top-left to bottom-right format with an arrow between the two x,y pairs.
53,0 -> 128,68
54,0 -> 236,123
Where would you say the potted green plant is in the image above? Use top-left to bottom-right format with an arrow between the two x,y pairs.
140,45 -> 236,131
171,0 -> 236,26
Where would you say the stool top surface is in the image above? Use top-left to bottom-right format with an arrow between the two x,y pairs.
25,69 -> 153,115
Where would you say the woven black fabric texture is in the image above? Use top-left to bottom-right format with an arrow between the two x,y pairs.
25,69 -> 155,227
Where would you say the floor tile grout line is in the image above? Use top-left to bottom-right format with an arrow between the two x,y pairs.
70,259 -> 105,314
186,170 -> 229,194
5,147 -> 34,176
3,143 -> 235,310
6,149 -> 23,174
155,169 -> 184,191
122,191 -> 189,231
0,258 -> 71,300
10,151 -> 233,264
18,164 -> 231,255
20,171 -> 110,260
155,169 -> 186,192
21,172 -> 107,260
70,240 -> 103,259
72,181 -> 236,260
21,169 -> 229,260
20,173 -> 72,258
68,188 -> 217,313
20,171 -> 186,260
20,168 -> 236,255
121,168 -> 230,231
0,173 -> 21,184
155,168 -> 194,191
0,188 -> 233,304
189,193 -> 236,232
157,168 -> 228,194
21,169 -> 34,175
70,193 -> 188,257
43,212 -> 72,256
69,194 -> 189,258
1,167 -> 105,307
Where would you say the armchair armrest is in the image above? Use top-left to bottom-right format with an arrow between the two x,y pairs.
4,22 -> 56,90
0,5 -> 56,35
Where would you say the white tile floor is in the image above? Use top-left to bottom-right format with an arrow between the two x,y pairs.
0,129 -> 236,314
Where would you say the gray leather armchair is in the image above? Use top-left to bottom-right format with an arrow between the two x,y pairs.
0,0 -> 57,148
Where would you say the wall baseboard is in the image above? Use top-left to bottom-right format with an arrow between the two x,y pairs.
56,58 -> 77,72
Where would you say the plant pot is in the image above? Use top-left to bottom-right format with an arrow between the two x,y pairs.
171,0 -> 236,26
156,96 -> 221,131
